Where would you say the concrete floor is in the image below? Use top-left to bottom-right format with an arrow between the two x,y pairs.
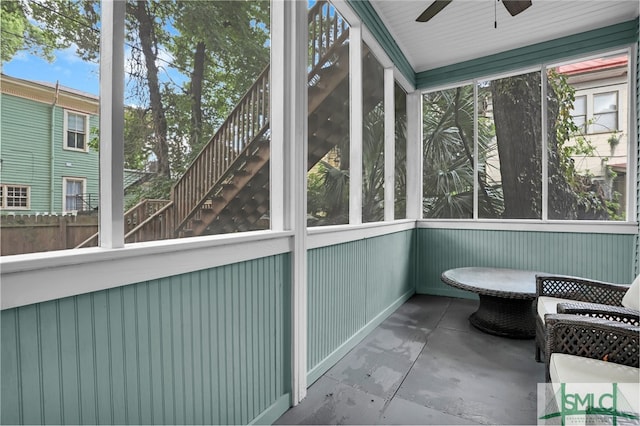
275,295 -> 545,425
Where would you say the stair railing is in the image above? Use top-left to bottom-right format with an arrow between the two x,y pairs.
308,0 -> 349,79
124,199 -> 171,234
124,201 -> 174,244
131,0 -> 350,241
74,198 -> 170,248
171,66 -> 270,232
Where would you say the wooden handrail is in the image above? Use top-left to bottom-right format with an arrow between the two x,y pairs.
308,0 -> 349,79
124,201 -> 174,243
171,66 -> 270,231
74,199 -> 170,248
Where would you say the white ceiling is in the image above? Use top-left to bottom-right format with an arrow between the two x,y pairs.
369,0 -> 639,73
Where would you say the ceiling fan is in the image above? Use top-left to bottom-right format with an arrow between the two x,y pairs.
416,0 -> 532,22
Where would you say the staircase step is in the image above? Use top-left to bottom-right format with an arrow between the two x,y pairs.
247,154 -> 264,164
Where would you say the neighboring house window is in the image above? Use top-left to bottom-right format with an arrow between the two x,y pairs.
63,177 -> 86,212
65,111 -> 88,151
570,95 -> 587,133
592,91 -> 618,133
0,184 -> 30,209
570,92 -> 619,134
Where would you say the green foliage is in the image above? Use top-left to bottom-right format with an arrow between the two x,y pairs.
307,168 -> 326,220
422,85 -> 500,218
547,69 -> 611,219
86,108 -> 154,171
1,0 -> 67,62
123,107 -> 154,170
362,105 -> 385,222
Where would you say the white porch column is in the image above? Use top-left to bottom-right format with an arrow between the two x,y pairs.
349,24 -> 363,224
406,91 -> 422,219
99,0 -> 125,248
384,68 -> 396,221
272,0 -> 308,405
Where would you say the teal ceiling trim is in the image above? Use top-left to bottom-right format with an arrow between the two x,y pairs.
416,19 -> 639,89
347,0 -> 416,88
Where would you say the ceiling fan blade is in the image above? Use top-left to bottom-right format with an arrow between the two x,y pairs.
502,0 -> 532,17
416,0 -> 453,22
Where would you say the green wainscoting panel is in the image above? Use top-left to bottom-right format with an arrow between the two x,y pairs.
416,228 -> 636,297
1,254 -> 291,425
307,230 -> 415,382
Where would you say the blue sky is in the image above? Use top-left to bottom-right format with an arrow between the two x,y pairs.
3,44 -> 186,100
3,45 -> 100,96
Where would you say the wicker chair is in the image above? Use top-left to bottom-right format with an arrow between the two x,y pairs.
544,314 -> 639,381
535,274 -> 639,362
543,314 -> 639,414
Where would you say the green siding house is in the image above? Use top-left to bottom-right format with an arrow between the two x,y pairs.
0,74 -> 99,214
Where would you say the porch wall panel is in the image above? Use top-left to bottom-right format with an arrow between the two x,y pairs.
416,228 -> 635,297
1,254 -> 291,425
307,230 -> 414,382
636,33 -> 640,276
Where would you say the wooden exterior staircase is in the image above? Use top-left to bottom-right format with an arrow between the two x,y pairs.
80,1 -> 384,246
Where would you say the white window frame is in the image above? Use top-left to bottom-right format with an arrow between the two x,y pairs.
419,46 -> 637,225
62,177 -> 86,213
570,94 -> 588,133
591,90 -> 620,134
63,110 -> 90,152
1,184 -> 30,210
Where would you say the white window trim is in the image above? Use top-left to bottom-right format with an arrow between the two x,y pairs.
62,177 -> 86,213
590,89 -> 621,134
63,110 -> 90,152
417,219 -> 638,234
1,184 -> 31,210
0,230 -> 293,310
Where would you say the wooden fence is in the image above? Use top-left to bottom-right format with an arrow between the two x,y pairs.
1,213 -> 98,256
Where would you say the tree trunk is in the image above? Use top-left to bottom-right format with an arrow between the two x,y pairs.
190,41 -> 206,150
491,74 -> 542,219
131,1 -> 170,178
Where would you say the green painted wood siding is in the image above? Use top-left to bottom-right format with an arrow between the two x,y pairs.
1,254 -> 291,425
0,94 -> 99,213
1,94 -> 52,212
416,228 -> 636,298
415,20 -> 639,89
307,231 -> 414,376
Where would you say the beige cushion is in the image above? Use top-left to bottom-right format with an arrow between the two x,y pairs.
537,296 -> 574,322
549,353 -> 640,413
621,275 -> 640,310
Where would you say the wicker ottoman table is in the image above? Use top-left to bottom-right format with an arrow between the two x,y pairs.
441,267 -> 540,339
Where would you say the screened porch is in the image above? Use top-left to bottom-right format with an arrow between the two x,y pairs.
1,0 -> 638,424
